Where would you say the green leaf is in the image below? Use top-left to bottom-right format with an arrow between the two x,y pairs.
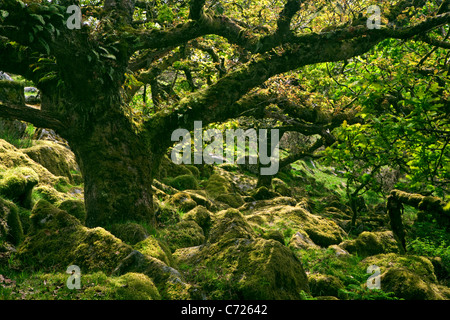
38,38 -> 50,55
30,14 -> 45,25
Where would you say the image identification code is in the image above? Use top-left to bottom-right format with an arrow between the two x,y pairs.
181,304 -> 268,317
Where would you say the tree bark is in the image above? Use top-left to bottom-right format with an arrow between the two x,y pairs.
66,104 -> 159,228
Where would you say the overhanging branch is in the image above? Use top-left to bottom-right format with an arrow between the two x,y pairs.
0,102 -> 66,132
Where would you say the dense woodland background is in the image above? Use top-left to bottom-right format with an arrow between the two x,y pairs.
0,0 -> 449,300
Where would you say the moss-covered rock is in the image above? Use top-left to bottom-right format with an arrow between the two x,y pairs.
134,236 -> 175,268
289,231 -> 320,250
108,222 -> 149,245
208,208 -> 255,243
182,190 -> 214,210
174,238 -> 310,299
0,167 -> 39,208
168,192 -> 197,212
97,272 -> 161,300
381,268 -> 442,300
113,250 -> 193,299
215,193 -> 244,208
239,197 -> 297,213
272,178 -> 291,197
22,141 -> 79,183
359,253 -> 450,299
0,197 -> 23,246
360,253 -> 437,283
327,244 -> 350,257
251,186 -> 281,200
33,185 -> 67,204
182,205 -> 213,234
18,200 -> 133,272
185,165 -> 200,177
308,273 -> 345,297
155,155 -> 193,180
160,220 -> 205,252
339,231 -> 400,257
261,229 -> 285,244
246,205 -> 347,247
0,139 -> 59,185
58,199 -> 86,224
205,173 -> 232,198
165,174 -> 198,191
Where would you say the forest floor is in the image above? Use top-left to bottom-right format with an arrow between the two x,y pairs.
1,135 -> 449,300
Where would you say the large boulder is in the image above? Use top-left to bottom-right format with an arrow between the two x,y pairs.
339,231 -> 400,257
0,139 -> 59,185
174,238 -> 310,300
18,200 -> 133,273
360,253 -> 450,300
0,197 -> 23,246
168,192 -> 197,213
134,236 -> 175,268
159,220 -> 205,252
308,273 -> 345,298
173,207 -> 310,299
108,222 -> 149,245
205,173 -> 244,208
164,174 -> 198,191
246,205 -> 347,247
22,141 -> 79,183
182,205 -> 213,235
0,167 -> 39,208
208,208 -> 255,243
113,250 -> 194,299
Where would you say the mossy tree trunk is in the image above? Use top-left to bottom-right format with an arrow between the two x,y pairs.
68,107 -> 160,228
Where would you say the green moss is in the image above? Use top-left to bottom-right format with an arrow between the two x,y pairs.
134,236 -> 175,267
168,192 -> 197,212
246,205 -> 347,247
105,272 -> 161,300
22,141 -> 79,183
288,231 -> 320,250
272,178 -> 291,196
0,80 -> 25,105
155,155 -> 193,180
380,268 -> 441,300
261,229 -> 285,244
185,165 -> 200,177
18,200 -> 133,272
174,238 -> 310,299
112,250 -> 192,299
33,185 -> 65,204
0,197 -> 23,246
251,186 -> 280,200
0,167 -> 39,208
215,193 -> 244,208
58,199 -> 86,224
182,205 -> 212,234
108,222 -> 149,245
208,208 -> 255,243
0,139 -> 59,185
165,174 -> 198,191
308,273 -> 345,297
339,231 -> 400,257
160,220 -> 205,252
155,199 -> 180,226
360,253 -> 437,283
205,173 -> 232,198
0,271 -> 160,300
